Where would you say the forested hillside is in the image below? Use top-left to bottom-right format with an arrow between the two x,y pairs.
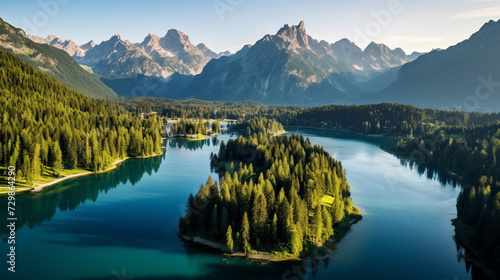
179,118 -> 361,257
0,49 -> 162,186
0,17 -> 117,99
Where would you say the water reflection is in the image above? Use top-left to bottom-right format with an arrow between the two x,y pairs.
168,136 -> 220,151
398,158 -> 461,188
0,153 -> 165,238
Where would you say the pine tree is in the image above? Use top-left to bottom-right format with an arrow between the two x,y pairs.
313,205 -> 323,242
226,225 -> 234,253
84,134 -> 91,169
210,204 -> 219,238
287,224 -> 303,255
22,154 -> 31,186
51,141 -> 63,177
251,191 -> 268,242
31,143 -> 41,181
322,206 -> 333,241
241,212 -> 251,253
271,213 -> 278,243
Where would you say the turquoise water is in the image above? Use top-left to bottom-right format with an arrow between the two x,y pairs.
0,128 -> 480,279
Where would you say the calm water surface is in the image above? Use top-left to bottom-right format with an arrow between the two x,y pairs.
0,128 -> 478,280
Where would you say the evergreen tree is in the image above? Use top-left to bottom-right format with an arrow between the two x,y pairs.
226,225 -> 234,253
241,212 -> 251,253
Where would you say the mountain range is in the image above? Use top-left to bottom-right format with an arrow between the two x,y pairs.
25,20 -> 418,104
3,16 -> 500,111
185,21 -> 420,104
31,29 -> 229,79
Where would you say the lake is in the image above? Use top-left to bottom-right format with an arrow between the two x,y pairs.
0,127 -> 483,280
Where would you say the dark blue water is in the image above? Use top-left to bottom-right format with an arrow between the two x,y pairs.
0,128 -> 476,280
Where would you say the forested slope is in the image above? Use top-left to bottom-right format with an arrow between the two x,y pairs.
0,49 -> 162,186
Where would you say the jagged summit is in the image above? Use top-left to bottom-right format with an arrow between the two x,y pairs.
110,34 -> 121,41
276,20 -> 310,50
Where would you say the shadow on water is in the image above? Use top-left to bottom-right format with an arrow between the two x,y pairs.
0,153 -> 165,238
397,158 -> 462,188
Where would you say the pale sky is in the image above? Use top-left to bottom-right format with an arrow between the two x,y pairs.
1,0 -> 499,54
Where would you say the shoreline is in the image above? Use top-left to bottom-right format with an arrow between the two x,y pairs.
453,219 -> 500,280
178,215 -> 360,263
166,132 -> 221,141
1,152 -> 163,196
178,234 -> 301,263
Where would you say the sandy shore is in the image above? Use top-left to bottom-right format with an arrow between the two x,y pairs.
5,153 -> 162,196
29,157 -> 131,194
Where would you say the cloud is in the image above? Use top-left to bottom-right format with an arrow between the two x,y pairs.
450,7 -> 500,19
386,36 -> 445,43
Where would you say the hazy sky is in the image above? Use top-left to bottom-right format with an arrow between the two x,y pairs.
2,0 -> 500,54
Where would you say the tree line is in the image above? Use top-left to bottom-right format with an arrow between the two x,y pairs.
281,103 -> 500,138
0,49 -> 162,186
117,97 -> 281,120
118,98 -> 500,140
179,118 -> 361,256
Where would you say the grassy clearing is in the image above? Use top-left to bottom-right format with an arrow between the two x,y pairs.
320,195 -> 334,207
20,48 -> 34,55
80,64 -> 93,73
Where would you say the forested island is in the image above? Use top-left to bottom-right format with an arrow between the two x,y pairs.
169,119 -> 221,139
178,117 -> 361,260
228,116 -> 285,136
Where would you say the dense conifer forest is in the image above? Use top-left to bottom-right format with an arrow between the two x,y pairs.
170,119 -> 221,136
0,49 -> 162,186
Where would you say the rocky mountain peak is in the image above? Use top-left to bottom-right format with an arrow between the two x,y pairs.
364,42 -> 392,56
164,29 -> 190,44
276,21 -> 310,50
81,40 -> 95,51
196,43 -> 209,51
141,33 -> 161,45
160,29 -> 201,57
110,34 -> 121,42
46,34 -> 59,43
